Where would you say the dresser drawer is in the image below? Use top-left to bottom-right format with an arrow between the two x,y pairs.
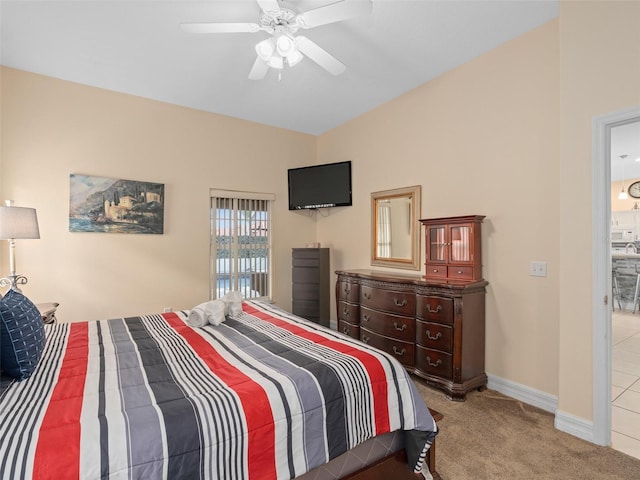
338,301 -> 360,324
424,263 -> 447,279
292,257 -> 321,267
360,306 -> 415,342
360,286 -> 415,316
292,267 -> 319,284
447,265 -> 474,280
416,345 -> 452,380
337,281 -> 360,302
292,283 -> 319,301
416,320 -> 453,352
292,300 -> 319,319
360,328 -> 415,367
338,319 -> 360,340
416,295 -> 454,324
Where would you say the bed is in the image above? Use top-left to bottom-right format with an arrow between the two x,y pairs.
0,298 -> 438,480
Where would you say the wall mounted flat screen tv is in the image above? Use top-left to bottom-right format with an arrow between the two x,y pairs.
288,161 -> 352,210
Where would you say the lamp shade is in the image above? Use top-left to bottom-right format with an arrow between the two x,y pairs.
0,206 -> 40,240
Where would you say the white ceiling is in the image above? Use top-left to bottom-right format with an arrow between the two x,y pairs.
1,0 -> 560,135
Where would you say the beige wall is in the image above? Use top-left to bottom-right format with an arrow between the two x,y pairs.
317,20 -> 561,396
559,1 -> 640,420
0,68 -> 317,322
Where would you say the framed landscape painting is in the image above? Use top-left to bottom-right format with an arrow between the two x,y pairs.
69,174 -> 165,234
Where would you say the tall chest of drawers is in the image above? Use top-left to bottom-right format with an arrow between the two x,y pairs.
292,248 -> 330,327
335,269 -> 487,401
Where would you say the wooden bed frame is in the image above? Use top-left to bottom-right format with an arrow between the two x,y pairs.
343,409 -> 443,480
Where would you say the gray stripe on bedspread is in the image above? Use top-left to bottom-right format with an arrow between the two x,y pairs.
95,322 -> 109,478
125,316 -> 203,479
109,318 -> 166,479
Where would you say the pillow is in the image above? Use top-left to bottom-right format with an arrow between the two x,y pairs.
0,289 -> 46,380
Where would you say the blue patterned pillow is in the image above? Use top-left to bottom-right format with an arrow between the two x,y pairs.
0,290 -> 46,380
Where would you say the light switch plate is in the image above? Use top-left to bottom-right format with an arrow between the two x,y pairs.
530,261 -> 547,277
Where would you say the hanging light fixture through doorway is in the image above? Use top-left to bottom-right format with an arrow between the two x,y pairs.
619,154 -> 629,200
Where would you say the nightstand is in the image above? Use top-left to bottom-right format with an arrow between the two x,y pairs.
36,302 -> 59,324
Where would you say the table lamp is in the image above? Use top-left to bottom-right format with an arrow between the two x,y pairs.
0,200 -> 40,293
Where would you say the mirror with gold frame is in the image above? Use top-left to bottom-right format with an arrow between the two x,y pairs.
371,185 -> 421,270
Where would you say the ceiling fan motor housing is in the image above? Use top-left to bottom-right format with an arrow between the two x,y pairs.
259,8 -> 299,34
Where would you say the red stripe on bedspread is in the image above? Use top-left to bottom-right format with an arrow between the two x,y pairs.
242,303 -> 391,435
33,322 -> 89,480
163,312 -> 277,480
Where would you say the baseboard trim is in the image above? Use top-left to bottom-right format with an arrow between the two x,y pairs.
554,410 -> 595,443
487,374 -> 595,443
487,374 -> 557,413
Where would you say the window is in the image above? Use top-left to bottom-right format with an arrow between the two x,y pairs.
210,189 -> 274,300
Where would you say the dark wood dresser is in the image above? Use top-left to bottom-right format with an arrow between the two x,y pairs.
336,269 -> 487,401
292,248 -> 330,327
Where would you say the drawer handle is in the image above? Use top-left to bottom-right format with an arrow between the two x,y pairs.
363,292 -> 371,300
343,327 -> 349,334
426,305 -> 442,314
394,298 -> 407,307
432,269 -> 439,273
363,314 -> 371,322
344,287 -> 351,295
393,322 -> 407,332
342,308 -> 350,317
425,330 -> 442,341
362,335 -> 370,344
457,270 -> 463,274
393,346 -> 406,356
426,356 -> 442,367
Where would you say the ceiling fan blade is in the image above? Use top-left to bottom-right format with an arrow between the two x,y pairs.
248,57 -> 269,80
296,36 -> 346,76
256,0 -> 281,14
297,0 -> 373,29
180,22 -> 261,34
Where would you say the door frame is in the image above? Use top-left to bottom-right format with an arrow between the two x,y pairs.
592,105 -> 640,445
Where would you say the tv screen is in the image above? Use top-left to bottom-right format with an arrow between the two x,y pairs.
288,161 -> 352,210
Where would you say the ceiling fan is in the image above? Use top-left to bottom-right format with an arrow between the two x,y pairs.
180,0 -> 373,80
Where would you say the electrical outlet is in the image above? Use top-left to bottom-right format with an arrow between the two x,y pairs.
530,261 -> 547,277
163,307 -> 172,313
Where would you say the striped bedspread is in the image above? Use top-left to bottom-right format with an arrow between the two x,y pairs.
0,300 -> 437,480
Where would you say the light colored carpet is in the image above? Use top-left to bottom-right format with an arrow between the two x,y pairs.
414,378 -> 640,480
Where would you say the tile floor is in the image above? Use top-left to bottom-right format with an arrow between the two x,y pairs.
612,310 -> 640,460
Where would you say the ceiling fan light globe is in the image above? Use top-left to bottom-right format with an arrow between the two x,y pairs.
267,54 -> 284,69
286,49 -> 303,67
276,35 -> 295,57
255,38 -> 275,61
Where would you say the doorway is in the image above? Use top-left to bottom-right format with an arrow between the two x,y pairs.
609,120 -> 640,459
593,106 -> 640,455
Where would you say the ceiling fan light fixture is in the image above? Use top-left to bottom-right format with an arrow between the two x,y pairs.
286,49 -> 303,67
255,38 -> 275,61
267,54 -> 284,69
276,34 -> 295,57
